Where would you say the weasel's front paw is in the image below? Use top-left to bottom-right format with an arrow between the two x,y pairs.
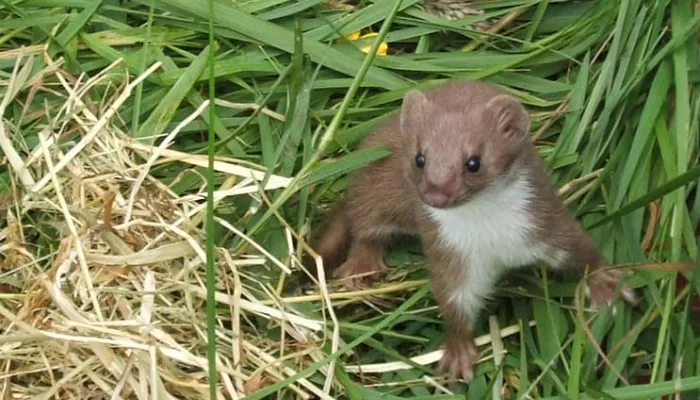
437,334 -> 479,382
586,267 -> 637,310
334,257 -> 388,289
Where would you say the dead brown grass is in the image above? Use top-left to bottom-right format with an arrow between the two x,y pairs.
0,50 -> 341,400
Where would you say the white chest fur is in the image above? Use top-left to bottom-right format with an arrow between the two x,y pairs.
425,173 -> 547,323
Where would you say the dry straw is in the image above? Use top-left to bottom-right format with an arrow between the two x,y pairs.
0,49 -> 344,399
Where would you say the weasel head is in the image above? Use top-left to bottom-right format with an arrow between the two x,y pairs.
400,80 -> 532,209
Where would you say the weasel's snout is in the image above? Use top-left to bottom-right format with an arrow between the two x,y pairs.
420,169 -> 464,208
423,191 -> 453,208
420,181 -> 462,208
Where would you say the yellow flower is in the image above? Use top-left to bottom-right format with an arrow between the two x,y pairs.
340,30 -> 388,56
346,31 -> 361,41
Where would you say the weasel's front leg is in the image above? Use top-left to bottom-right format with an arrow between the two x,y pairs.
426,250 -> 491,382
545,233 -> 637,308
334,238 -> 389,289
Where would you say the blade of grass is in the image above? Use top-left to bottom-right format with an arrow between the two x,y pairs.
561,0 -> 629,158
135,43 -> 212,142
276,26 -> 310,177
567,314 -> 584,399
232,0 -> 405,251
523,0 -> 549,45
205,0 -> 218,396
244,285 -> 431,400
210,62 -> 293,154
137,0 -> 411,90
55,0 -> 101,47
669,0 -> 692,263
589,163 -> 700,229
541,375 -> 700,399
300,146 -> 392,188
611,59 -> 672,210
650,277 -> 675,383
130,0 -> 156,138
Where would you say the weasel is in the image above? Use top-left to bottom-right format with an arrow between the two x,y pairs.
310,80 -> 636,381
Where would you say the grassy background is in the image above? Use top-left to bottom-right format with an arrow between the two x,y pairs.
1,0 -> 700,398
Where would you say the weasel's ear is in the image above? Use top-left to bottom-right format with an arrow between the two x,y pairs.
485,94 -> 530,139
400,89 -> 428,132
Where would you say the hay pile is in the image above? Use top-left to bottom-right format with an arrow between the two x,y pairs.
0,49 -> 342,399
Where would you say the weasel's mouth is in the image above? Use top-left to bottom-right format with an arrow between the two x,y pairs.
420,191 -> 459,209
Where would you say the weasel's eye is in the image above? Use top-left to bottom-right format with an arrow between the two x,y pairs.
465,156 -> 481,173
415,153 -> 426,168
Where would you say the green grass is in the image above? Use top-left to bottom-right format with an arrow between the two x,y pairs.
1,0 -> 699,398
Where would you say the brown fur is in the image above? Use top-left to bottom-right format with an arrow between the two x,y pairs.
309,79 -> 635,381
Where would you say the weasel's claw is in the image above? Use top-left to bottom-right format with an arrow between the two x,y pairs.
586,267 -> 638,310
436,335 -> 478,383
